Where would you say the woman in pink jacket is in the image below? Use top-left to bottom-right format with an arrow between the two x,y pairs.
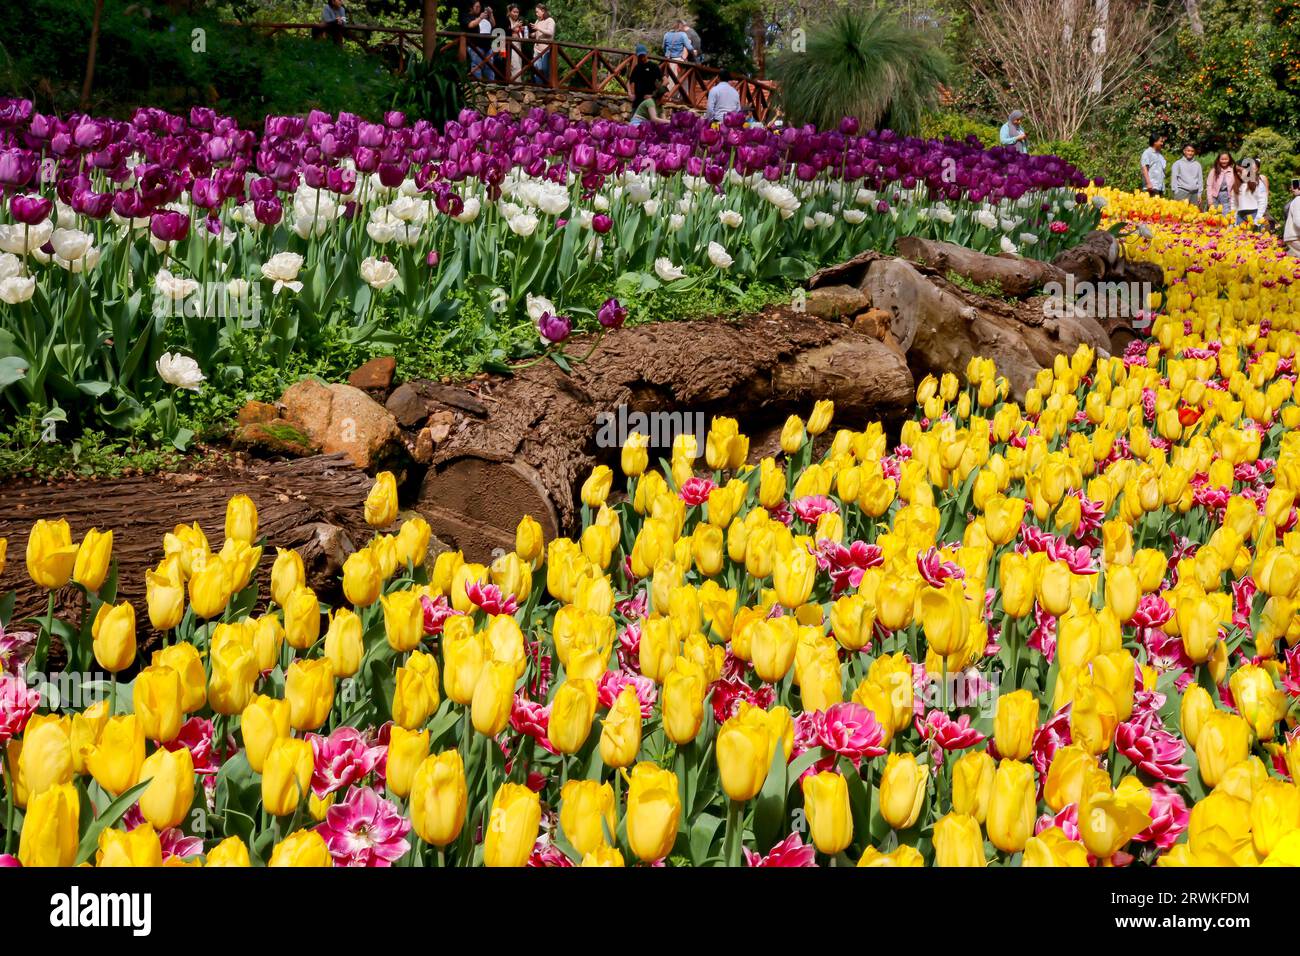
1206,152 -> 1238,216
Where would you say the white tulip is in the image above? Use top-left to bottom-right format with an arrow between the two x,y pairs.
526,294 -> 556,321
975,210 -> 998,229
668,214 -> 685,232
999,235 -> 1018,255
641,199 -> 660,217
156,352 -> 205,391
843,209 -> 866,225
0,275 -> 35,305
155,268 -> 200,302
0,252 -> 20,281
1018,232 -> 1039,246
707,242 -> 733,270
0,221 -> 52,255
366,218 -> 400,244
654,257 -> 684,282
718,209 -> 743,228
360,256 -> 399,291
261,252 -> 305,294
509,213 -> 539,237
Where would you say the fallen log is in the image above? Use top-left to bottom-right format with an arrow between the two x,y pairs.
896,236 -> 1067,298
861,257 -> 1109,400
0,453 -> 374,628
417,309 -> 915,561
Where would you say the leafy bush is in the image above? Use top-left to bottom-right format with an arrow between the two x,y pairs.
769,7 -> 949,135
920,111 -> 999,147
1,0 -> 401,120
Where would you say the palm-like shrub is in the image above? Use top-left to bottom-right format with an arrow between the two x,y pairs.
769,7 -> 949,135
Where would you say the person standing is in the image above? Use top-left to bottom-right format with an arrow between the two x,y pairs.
1170,144 -> 1204,206
998,110 -> 1028,153
467,3 -> 494,80
320,0 -> 348,46
1141,135 -> 1167,197
1283,179 -> 1300,255
1205,152 -> 1238,217
1234,158 -> 1269,226
663,19 -> 695,93
507,5 -> 527,82
630,44 -> 663,111
532,4 -> 556,86
705,69 -> 741,124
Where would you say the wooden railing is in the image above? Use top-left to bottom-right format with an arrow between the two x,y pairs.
240,23 -> 779,122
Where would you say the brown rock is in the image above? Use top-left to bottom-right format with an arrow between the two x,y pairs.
412,427 -> 435,464
279,380 -> 403,470
347,356 -> 396,391
231,419 -> 320,456
804,284 -> 870,320
852,308 -> 893,339
237,400 -> 278,427
427,409 -> 455,444
386,383 -> 430,428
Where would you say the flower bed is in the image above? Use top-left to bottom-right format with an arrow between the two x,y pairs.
1,99 -> 1098,448
0,192 -> 1297,867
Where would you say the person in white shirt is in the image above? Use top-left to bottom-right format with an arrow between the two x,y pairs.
468,2 -> 496,80
1284,179 -> 1300,255
1234,158 -> 1269,226
705,70 -> 741,124
532,4 -> 556,85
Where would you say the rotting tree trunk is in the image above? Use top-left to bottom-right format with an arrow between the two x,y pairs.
896,236 -> 1067,297
0,453 -> 375,628
417,309 -> 915,561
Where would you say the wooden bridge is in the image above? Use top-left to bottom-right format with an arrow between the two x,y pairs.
242,24 -> 779,122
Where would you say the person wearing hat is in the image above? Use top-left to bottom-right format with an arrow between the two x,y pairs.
631,43 -> 664,111
999,111 -> 1028,153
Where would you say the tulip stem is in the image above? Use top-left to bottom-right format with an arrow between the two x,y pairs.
1,764 -> 13,854
723,798 -> 744,867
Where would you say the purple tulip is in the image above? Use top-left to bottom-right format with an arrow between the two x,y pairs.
0,148 -> 37,187
191,177 -> 222,209
9,193 -> 52,225
597,297 -> 627,330
537,311 -> 572,345
150,210 -> 190,243
426,250 -> 440,267
253,197 -> 283,226
591,213 -> 613,234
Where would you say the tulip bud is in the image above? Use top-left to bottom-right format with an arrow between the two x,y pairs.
146,567 -> 185,631
393,650 -> 441,730
933,812 -> 985,867
625,762 -> 681,862
484,782 -> 541,867
364,471 -> 399,527
716,714 -> 771,802
559,779 -> 617,857
270,547 -> 305,606
86,715 -> 145,796
381,588 -> 424,653
138,746 -> 195,830
18,717 -> 73,797
262,737 -> 313,816
993,690 -> 1038,761
411,751 -> 468,846
26,518 -> 78,590
600,685 -> 643,768
471,661 -> 515,737
387,726 -> 430,800
206,836 -> 251,867
241,695 -> 291,773
17,783 -> 79,867
1195,711 -> 1251,788
879,753 -> 927,830
268,829 -> 332,867
133,664 -> 185,743
342,548 -> 382,606
73,528 -> 113,592
225,494 -> 259,544
801,771 -> 853,854
951,749 -> 995,823
986,759 -> 1036,853
208,627 -> 259,716
97,823 -> 163,867
92,601 -> 137,673
324,607 -> 364,678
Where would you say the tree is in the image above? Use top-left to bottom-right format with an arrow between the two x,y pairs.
963,0 -> 1175,142
767,6 -> 949,134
